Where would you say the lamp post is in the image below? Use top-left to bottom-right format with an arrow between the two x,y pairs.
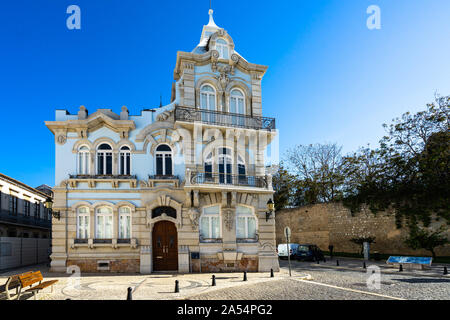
45,198 -> 61,221
265,199 -> 274,222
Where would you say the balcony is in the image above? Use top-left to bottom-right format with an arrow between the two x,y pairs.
188,172 -> 268,189
174,106 -> 276,131
68,175 -> 137,188
0,210 -> 51,229
146,175 -> 180,188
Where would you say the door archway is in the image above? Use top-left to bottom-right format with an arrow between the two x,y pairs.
152,221 -> 178,271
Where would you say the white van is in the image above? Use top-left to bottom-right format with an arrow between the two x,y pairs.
277,243 -> 300,259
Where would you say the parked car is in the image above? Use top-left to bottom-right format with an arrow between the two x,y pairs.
277,243 -> 300,260
294,244 -> 325,262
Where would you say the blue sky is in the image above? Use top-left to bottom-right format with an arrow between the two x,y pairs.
1,0 -> 449,187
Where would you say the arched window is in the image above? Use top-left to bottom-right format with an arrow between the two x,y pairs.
156,144 -> 173,176
119,146 -> 131,176
78,146 -> 90,175
77,207 -> 90,239
118,207 -> 131,239
95,207 -> 113,239
218,148 -> 232,184
200,205 -> 221,240
236,205 -> 257,240
97,144 -> 113,175
216,39 -> 229,59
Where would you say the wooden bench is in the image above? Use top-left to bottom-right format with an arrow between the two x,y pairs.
0,271 -> 33,300
18,271 -> 58,300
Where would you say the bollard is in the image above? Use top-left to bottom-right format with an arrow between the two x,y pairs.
336,260 -> 339,266
316,259 -> 320,264
175,280 -> 179,293
270,268 -> 274,278
399,264 -> 403,272
444,267 -> 448,275
243,271 -> 247,282
127,287 -> 133,300
363,262 -> 366,269
212,275 -> 216,286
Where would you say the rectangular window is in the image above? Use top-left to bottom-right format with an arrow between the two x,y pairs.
200,206 -> 221,240
77,215 -> 89,239
156,154 -> 163,175
98,153 -> 104,174
96,214 -> 113,239
9,196 -> 18,215
24,201 -> 30,216
119,214 -> 131,239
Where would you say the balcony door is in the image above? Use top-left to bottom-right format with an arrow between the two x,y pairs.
230,89 -> 245,127
218,148 -> 232,184
200,85 -> 216,123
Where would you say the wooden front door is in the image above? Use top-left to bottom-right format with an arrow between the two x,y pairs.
152,221 -> 178,271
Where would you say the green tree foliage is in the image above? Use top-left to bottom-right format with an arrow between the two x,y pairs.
342,95 -> 450,227
274,96 -> 449,245
405,225 -> 449,259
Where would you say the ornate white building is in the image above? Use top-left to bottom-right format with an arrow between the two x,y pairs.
45,10 -> 278,273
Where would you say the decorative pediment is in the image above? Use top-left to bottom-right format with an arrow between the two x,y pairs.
45,111 -> 135,139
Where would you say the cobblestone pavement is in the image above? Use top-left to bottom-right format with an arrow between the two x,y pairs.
0,264 -> 308,300
1,258 -> 448,300
188,258 -> 450,300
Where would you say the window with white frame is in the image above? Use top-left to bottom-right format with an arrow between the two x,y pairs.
204,152 -> 213,180
78,146 -> 90,175
230,89 -> 245,115
95,207 -> 113,239
97,144 -> 113,175
155,144 -> 173,176
119,146 -> 131,176
236,205 -> 257,239
200,85 -> 216,119
118,207 -> 131,239
216,39 -> 229,59
218,148 -> 232,184
200,205 -> 221,240
77,207 -> 90,239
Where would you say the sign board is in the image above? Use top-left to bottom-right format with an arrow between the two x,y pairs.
284,227 -> 291,240
387,256 -> 432,266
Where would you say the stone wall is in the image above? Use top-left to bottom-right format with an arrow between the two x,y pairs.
276,203 -> 450,257
200,257 -> 258,273
67,259 -> 140,273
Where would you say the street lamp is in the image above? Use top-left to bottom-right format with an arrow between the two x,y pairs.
266,199 -> 275,222
45,198 -> 61,221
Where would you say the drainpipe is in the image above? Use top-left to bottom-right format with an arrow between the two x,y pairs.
65,183 -> 68,267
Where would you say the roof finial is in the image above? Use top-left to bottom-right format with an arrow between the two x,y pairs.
207,5 -> 218,28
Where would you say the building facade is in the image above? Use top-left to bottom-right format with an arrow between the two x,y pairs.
45,10 -> 279,274
0,173 -> 51,239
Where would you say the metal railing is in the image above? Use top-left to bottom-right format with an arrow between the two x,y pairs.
175,106 -> 276,131
69,174 -> 137,180
148,175 -> 179,180
190,172 -> 267,188
0,209 -> 51,229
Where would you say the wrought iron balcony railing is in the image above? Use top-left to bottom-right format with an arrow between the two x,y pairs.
0,209 -> 51,229
148,175 -> 179,180
175,106 -> 276,131
69,174 -> 137,180
190,172 -> 267,188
